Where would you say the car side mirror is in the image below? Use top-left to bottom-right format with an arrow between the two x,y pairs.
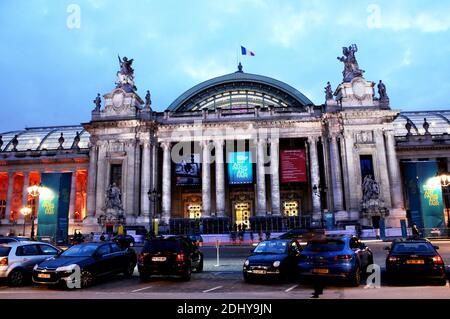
434,245 -> 439,250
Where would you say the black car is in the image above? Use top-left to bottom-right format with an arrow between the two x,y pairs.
277,229 -> 325,243
113,235 -> 135,248
385,239 -> 447,285
32,242 -> 137,288
138,236 -> 203,281
243,239 -> 302,283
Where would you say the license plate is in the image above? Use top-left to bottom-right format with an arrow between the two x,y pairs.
252,270 -> 266,275
37,273 -> 51,279
152,257 -> 166,262
406,259 -> 424,264
312,268 -> 329,274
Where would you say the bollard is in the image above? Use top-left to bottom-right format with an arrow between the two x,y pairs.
215,239 -> 220,267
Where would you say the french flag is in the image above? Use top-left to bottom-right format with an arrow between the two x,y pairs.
241,46 -> 255,56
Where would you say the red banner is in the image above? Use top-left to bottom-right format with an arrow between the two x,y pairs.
280,149 -> 307,183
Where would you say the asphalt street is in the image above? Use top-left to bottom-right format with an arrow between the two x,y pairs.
1,241 -> 450,299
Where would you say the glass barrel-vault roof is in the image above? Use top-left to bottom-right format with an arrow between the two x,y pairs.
394,111 -> 450,136
1,125 -> 89,152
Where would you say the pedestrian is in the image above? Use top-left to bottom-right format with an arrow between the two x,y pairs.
265,231 -> 271,240
411,223 -> 421,239
100,232 -> 106,241
311,274 -> 325,298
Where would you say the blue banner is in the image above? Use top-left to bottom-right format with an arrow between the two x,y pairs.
37,173 -> 72,244
227,152 -> 253,185
402,161 -> 445,235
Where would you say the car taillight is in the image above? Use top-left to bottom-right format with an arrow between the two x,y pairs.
335,255 -> 352,261
138,253 -> 148,263
176,253 -> 185,262
388,256 -> 399,263
0,257 -> 7,266
432,256 -> 444,264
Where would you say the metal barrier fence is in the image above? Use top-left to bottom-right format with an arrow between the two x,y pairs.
169,216 -> 314,235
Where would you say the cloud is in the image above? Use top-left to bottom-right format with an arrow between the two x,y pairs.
379,11 -> 450,32
401,48 -> 412,66
181,58 -> 229,82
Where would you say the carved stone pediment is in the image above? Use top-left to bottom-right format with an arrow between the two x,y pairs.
355,131 -> 374,144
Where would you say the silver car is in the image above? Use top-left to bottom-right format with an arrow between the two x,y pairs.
0,241 -> 61,286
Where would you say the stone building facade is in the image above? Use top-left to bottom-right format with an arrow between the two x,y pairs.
1,53 -> 449,237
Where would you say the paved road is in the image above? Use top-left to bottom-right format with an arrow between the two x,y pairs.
1,241 -> 449,299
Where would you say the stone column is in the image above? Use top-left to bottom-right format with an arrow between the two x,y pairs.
214,139 -> 225,217
269,138 -> 281,215
308,136 -> 321,220
256,138 -> 267,216
385,131 -> 404,209
95,144 -> 107,216
343,131 -> 359,214
161,142 -> 172,224
201,141 -> 212,217
86,144 -> 98,219
329,135 -> 344,211
374,130 -> 392,208
125,141 -> 136,217
151,142 -> 158,218
21,172 -> 29,208
4,172 -> 14,221
140,142 -> 151,218
68,171 -> 77,220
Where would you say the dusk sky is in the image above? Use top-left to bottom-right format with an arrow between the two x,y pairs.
1,0 -> 450,132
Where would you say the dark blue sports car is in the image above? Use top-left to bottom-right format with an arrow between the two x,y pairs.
297,235 -> 373,286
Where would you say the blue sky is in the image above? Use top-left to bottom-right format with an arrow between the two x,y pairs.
1,0 -> 450,132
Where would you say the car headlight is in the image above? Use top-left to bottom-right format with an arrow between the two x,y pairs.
244,260 -> 250,266
56,264 -> 78,272
33,264 -> 38,271
273,261 -> 281,268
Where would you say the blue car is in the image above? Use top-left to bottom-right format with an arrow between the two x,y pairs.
297,235 -> 373,286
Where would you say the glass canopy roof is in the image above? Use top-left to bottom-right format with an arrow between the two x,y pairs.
393,111 -> 450,136
0,126 -> 89,152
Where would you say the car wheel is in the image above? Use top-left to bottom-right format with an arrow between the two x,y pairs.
80,270 -> 94,288
181,267 -> 191,281
194,257 -> 204,273
435,279 -> 447,286
8,269 -> 26,287
123,261 -> 135,278
349,266 -> 361,287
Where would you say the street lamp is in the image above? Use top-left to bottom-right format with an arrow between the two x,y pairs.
27,182 -> 42,240
147,188 -> 161,236
437,173 -> 450,228
20,206 -> 31,236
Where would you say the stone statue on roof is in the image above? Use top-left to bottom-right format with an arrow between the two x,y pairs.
116,55 -> 137,92
337,44 -> 365,82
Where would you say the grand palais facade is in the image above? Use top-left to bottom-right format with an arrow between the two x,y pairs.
1,47 -> 449,239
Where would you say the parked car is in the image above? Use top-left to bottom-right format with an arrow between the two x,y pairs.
243,239 -> 302,283
297,234 -> 373,286
138,236 -> 203,281
0,237 -> 32,244
0,241 -> 60,286
385,239 -> 447,285
113,235 -> 135,248
32,242 -> 137,288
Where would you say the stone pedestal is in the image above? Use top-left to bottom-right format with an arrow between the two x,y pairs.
335,77 -> 377,108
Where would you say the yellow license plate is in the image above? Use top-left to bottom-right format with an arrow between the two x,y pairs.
252,270 -> 266,275
37,273 -> 51,279
406,259 -> 424,264
152,257 -> 166,262
312,268 -> 329,274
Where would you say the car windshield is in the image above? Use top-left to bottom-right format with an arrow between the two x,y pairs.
0,246 -> 11,256
253,241 -> 288,254
61,244 -> 99,257
144,240 -> 180,253
392,243 -> 435,254
304,239 -> 345,252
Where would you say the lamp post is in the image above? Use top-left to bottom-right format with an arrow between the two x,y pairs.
148,188 -> 161,236
27,182 -> 42,240
312,183 -> 327,228
20,206 -> 31,237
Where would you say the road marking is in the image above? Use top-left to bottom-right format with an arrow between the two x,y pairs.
285,285 -> 298,292
203,286 -> 223,293
131,286 -> 153,293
